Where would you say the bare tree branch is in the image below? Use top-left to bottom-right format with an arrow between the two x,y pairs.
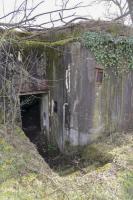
93,0 -> 131,24
0,2 -> 90,29
114,10 -> 130,20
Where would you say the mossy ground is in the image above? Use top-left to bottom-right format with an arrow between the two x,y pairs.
0,126 -> 132,200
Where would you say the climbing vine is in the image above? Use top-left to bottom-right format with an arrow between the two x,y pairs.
82,32 -> 133,75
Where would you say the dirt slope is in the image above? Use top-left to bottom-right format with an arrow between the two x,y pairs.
0,126 -> 133,200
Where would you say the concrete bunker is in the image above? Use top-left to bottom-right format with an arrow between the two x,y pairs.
1,20 -> 133,173
1,21 -> 133,155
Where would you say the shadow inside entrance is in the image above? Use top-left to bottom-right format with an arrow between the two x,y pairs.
44,150 -> 113,177
20,94 -> 42,141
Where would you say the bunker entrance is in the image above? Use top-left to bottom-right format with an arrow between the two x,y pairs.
20,93 -> 62,168
20,93 -> 50,158
19,94 -> 110,175
20,94 -> 41,143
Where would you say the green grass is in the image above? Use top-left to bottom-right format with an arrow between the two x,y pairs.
0,127 -> 132,200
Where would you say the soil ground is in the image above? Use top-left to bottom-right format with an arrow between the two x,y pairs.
0,125 -> 133,200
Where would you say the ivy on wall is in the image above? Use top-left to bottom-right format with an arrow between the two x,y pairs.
82,32 -> 133,75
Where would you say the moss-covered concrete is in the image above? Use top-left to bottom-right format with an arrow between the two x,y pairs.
21,37 -> 77,49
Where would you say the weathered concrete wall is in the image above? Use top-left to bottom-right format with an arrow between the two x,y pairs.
47,42 -> 133,152
40,94 -> 49,137
46,47 -> 69,150
101,71 -> 133,132
62,43 -> 106,150
47,42 -> 102,151
65,42 -> 96,147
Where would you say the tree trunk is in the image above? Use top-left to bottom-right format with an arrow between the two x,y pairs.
127,0 -> 133,24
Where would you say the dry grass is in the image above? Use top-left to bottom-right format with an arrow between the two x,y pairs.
0,126 -> 133,200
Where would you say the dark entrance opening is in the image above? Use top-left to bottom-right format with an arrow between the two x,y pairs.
20,93 -> 59,161
20,94 -> 41,142
20,94 -> 49,157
